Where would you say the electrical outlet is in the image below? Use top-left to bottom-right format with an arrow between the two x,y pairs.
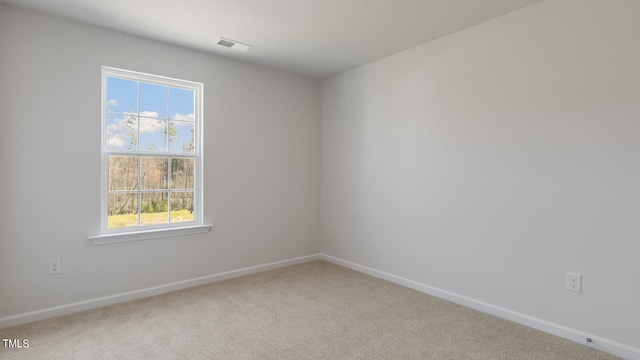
566,272 -> 581,293
330,226 -> 336,238
49,258 -> 61,275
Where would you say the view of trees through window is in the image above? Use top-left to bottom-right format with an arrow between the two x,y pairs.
104,70 -> 199,230
107,157 -> 195,228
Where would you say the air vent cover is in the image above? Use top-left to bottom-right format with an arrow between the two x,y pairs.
214,37 -> 254,52
216,39 -> 236,48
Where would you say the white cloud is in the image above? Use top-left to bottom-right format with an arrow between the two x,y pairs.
173,113 -> 194,122
140,111 -> 159,118
106,135 -> 126,148
139,117 -> 165,134
107,98 -> 118,107
105,114 -> 137,149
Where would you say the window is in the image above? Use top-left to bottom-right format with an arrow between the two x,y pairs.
92,67 -> 209,245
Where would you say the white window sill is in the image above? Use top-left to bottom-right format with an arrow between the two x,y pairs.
89,224 -> 213,246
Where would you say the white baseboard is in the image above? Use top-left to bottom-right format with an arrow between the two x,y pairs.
2,253 -> 637,359
0,254 -> 321,329
319,254 -> 640,360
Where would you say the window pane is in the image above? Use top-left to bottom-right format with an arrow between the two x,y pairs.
139,117 -> 167,151
168,121 -> 195,153
141,157 -> 168,190
106,113 -> 138,150
171,158 -> 194,190
170,191 -> 194,224
109,156 -> 139,191
103,68 -> 202,234
108,193 -> 138,229
170,88 -> 194,120
139,82 -> 168,119
141,192 -> 169,226
106,77 -> 138,114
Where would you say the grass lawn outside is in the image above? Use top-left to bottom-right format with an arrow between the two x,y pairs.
108,210 -> 194,228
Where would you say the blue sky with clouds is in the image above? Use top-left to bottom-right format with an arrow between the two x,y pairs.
106,77 -> 195,152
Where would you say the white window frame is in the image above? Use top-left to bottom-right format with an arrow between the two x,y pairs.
90,67 -> 211,245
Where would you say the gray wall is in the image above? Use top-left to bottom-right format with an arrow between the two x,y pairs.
0,5 -> 320,317
321,0 -> 640,350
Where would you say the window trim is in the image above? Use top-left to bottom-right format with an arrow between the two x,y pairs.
93,66 -> 210,245
89,224 -> 212,245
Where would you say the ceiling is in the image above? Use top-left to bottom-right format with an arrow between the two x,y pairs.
1,0 -> 544,79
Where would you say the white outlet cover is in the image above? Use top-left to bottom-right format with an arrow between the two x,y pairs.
566,272 -> 582,293
49,258 -> 61,275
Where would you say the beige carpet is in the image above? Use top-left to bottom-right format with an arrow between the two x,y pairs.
0,260 -> 619,360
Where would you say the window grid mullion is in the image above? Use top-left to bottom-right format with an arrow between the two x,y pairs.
104,151 -> 196,158
166,87 -> 171,152
136,81 -> 142,227
168,156 -> 172,224
137,155 -> 141,227
109,189 -> 191,194
166,87 -> 172,225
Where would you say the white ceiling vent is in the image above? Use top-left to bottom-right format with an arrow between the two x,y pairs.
215,37 -> 254,52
